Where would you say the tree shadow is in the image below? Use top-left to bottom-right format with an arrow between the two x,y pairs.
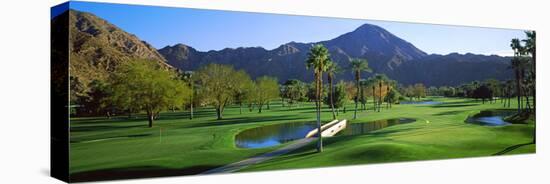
70,165 -> 220,182
492,142 -> 535,156
70,124 -> 146,132
70,133 -> 152,143
434,110 -> 466,116
431,104 -> 477,108
185,115 -> 306,128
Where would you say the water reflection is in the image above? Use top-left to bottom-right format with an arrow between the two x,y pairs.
235,118 -> 416,148
337,118 -> 416,136
467,110 -> 515,126
235,122 -> 316,148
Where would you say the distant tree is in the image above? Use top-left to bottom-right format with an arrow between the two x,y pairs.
110,60 -> 190,127
255,76 -> 280,113
306,82 -> 317,102
473,85 -> 492,104
306,44 -> 331,153
233,70 -> 254,114
413,83 -> 426,100
283,79 -> 307,107
404,85 -> 415,101
194,63 -> 241,120
358,79 -> 369,110
84,79 -> 114,118
384,88 -> 400,107
349,58 -> 372,119
343,81 -> 357,113
484,79 -> 501,103
330,80 -> 348,115
373,74 -> 389,112
427,86 -> 439,96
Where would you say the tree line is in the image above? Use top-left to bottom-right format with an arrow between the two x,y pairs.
72,61 -> 281,127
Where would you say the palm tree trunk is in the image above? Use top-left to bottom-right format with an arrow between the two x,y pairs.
515,70 -> 521,114
329,76 -> 336,119
316,72 -> 323,152
378,83 -> 382,112
353,73 -> 359,119
372,85 -> 376,112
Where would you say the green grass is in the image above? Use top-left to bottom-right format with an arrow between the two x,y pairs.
69,97 -> 535,181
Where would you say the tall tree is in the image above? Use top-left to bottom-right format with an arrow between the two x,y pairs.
326,62 -> 341,119
373,74 -> 388,112
349,58 -> 372,119
110,60 -> 190,127
195,63 -> 241,120
523,31 -> 536,111
510,38 -> 524,113
306,44 -> 331,153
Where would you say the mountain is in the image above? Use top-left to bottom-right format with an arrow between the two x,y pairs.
53,10 -> 169,97
159,23 -> 511,86
159,23 -> 433,84
57,9 -> 513,88
395,53 -> 512,86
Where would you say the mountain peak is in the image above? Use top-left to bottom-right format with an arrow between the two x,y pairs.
323,23 -> 427,62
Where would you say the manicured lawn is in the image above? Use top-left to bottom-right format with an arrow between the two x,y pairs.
69,97 -> 534,181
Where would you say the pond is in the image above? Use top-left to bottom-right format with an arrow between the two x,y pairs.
337,118 -> 416,136
466,110 -> 515,126
235,122 -> 317,149
400,101 -> 443,105
235,118 -> 416,148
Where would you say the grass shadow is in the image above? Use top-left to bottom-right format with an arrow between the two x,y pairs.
493,142 -> 535,155
186,115 -> 306,128
70,165 -> 220,182
431,104 -> 477,108
70,124 -> 146,132
434,110 -> 466,116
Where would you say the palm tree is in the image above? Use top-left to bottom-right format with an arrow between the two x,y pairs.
326,62 -> 341,119
366,78 -> 377,111
306,44 -> 331,153
374,74 -> 386,112
349,58 -> 372,119
506,80 -> 514,108
386,80 -> 396,109
523,31 -> 536,111
510,38 -> 524,113
523,31 -> 536,144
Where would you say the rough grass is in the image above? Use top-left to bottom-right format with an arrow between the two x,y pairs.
68,97 -> 535,181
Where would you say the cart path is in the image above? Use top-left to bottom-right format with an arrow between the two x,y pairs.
201,138 -> 315,174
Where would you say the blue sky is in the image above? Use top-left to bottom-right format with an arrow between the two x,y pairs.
62,1 -> 527,56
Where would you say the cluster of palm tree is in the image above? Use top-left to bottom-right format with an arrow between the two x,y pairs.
510,31 -> 536,144
306,44 -> 401,152
306,44 -> 375,152
349,58 -> 372,119
509,31 -> 536,114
